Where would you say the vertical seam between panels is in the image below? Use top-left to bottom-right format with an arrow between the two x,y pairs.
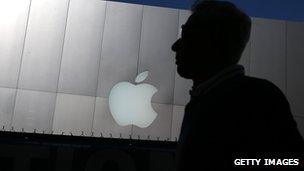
285,21 -> 288,96
249,17 -> 255,76
11,0 -> 33,129
132,4 -> 144,138
248,18 -> 252,76
51,0 -> 71,135
91,0 -> 108,136
170,9 -> 180,141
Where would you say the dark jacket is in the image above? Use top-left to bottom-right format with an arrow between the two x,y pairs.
176,65 -> 304,170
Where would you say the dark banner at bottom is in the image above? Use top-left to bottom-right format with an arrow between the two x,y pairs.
0,131 -> 176,171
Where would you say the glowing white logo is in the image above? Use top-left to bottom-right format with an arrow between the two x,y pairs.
109,71 -> 158,128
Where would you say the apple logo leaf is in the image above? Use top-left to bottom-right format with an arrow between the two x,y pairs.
135,71 -> 149,83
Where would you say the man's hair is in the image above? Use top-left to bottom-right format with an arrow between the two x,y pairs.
191,0 -> 252,64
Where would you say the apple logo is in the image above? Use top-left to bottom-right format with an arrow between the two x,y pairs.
108,71 -> 158,128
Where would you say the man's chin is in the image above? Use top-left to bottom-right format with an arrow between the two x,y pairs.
177,66 -> 193,79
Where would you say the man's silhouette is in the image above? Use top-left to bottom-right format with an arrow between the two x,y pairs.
171,0 -> 304,170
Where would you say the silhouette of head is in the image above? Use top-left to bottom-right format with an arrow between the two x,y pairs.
171,0 -> 251,80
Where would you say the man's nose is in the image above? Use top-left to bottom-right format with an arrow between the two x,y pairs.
171,38 -> 182,52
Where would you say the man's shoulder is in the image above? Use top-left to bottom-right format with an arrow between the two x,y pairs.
239,76 -> 284,95
226,75 -> 288,104
210,75 -> 286,101
241,75 -> 276,86
193,75 -> 287,106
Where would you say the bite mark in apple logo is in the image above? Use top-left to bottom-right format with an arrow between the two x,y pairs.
108,71 -> 158,128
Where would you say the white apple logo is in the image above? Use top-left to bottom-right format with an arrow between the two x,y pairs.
108,71 -> 158,128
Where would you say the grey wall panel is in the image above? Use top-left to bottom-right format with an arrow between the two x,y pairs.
0,87 -> 16,129
171,105 -> 185,141
287,22 -> 304,116
173,10 -> 192,106
132,103 -> 173,140
173,74 -> 192,106
12,89 -> 56,133
250,18 -> 286,93
294,116 -> 304,139
93,97 -> 132,138
18,0 -> 69,92
177,10 -> 191,37
137,6 -> 179,104
58,0 -> 106,96
0,0 -> 30,88
52,93 -> 95,136
97,2 -> 143,97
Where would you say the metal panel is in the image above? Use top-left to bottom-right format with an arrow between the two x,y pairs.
173,74 -> 192,106
177,10 -> 191,38
294,116 -> 304,139
97,2 -> 143,97
93,97 -> 132,138
52,93 -> 95,136
287,22 -> 304,116
173,10 -> 192,106
250,18 -> 286,93
171,105 -> 185,141
0,87 -> 16,129
137,6 -> 179,104
0,0 -> 30,88
12,89 -> 56,133
58,0 -> 106,96
18,0 -> 69,92
132,103 -> 173,141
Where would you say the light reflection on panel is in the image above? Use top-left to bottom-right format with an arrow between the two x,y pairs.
93,97 -> 132,138
0,0 -> 30,88
58,0 -> 106,96
171,105 -> 185,141
97,2 -> 143,98
52,93 -> 95,136
18,0 -> 69,92
250,18 -> 286,93
138,6 -> 179,104
132,103 -> 173,141
286,22 -> 304,116
12,89 -> 56,133
173,10 -> 192,106
0,87 -> 16,129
